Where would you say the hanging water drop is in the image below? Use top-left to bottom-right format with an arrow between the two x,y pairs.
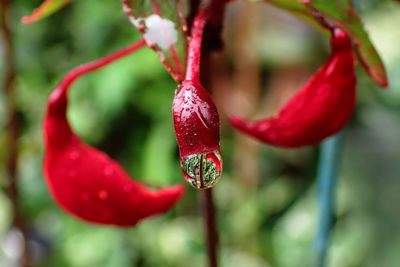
180,150 -> 222,190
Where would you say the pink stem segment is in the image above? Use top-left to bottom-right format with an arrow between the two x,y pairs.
185,6 -> 210,83
57,39 -> 146,96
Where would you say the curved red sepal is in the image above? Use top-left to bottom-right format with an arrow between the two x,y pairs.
43,43 -> 185,227
230,29 -> 356,148
172,81 -> 221,157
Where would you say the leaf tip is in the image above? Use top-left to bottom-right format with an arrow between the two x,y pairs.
370,67 -> 389,88
21,15 -> 34,24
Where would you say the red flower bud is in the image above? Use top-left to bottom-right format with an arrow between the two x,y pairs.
172,81 -> 222,189
230,29 -> 356,147
172,7 -> 222,189
43,41 -> 185,227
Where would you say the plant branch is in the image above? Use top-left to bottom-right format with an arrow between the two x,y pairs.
313,133 -> 343,267
1,0 -> 31,266
203,0 -> 229,51
56,39 -> 146,96
201,189 -> 218,267
195,2 -> 229,267
187,0 -> 201,29
185,6 -> 210,83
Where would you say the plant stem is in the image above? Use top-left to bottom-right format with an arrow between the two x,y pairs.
313,133 -> 343,267
1,0 -> 31,266
188,0 -> 201,28
201,189 -> 218,267
56,39 -> 146,96
192,2 -> 229,266
185,6 -> 210,83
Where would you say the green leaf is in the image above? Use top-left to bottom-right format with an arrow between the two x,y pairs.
21,0 -> 72,24
122,0 -> 188,82
261,0 -> 388,87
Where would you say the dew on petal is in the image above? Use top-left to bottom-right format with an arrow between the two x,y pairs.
98,190 -> 109,200
180,150 -> 222,190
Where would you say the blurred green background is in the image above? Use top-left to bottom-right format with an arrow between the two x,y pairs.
1,0 -> 400,266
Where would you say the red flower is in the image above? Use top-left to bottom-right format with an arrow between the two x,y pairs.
172,7 -> 222,189
23,0 -> 382,227
230,29 -> 356,147
43,40 -> 185,226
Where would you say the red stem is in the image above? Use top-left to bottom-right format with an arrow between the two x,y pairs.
193,2 -> 229,267
185,6 -> 210,83
57,39 -> 146,95
151,0 -> 162,16
202,189 -> 218,267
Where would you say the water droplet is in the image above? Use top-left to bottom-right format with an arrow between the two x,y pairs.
180,150 -> 222,190
98,190 -> 108,200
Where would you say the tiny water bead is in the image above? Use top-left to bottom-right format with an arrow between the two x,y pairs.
181,150 -> 222,190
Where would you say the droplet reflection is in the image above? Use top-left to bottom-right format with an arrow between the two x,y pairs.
181,150 -> 222,190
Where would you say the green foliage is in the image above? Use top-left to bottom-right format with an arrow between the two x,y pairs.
261,0 -> 388,86
21,0 -> 72,23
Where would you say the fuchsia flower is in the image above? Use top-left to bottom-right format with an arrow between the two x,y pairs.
22,0 -> 387,227
173,7 -> 222,189
43,40 -> 185,226
230,28 -> 356,147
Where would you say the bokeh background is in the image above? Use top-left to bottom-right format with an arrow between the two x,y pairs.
1,0 -> 400,266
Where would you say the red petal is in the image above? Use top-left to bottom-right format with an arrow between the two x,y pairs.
230,29 -> 356,148
43,42 -> 184,226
